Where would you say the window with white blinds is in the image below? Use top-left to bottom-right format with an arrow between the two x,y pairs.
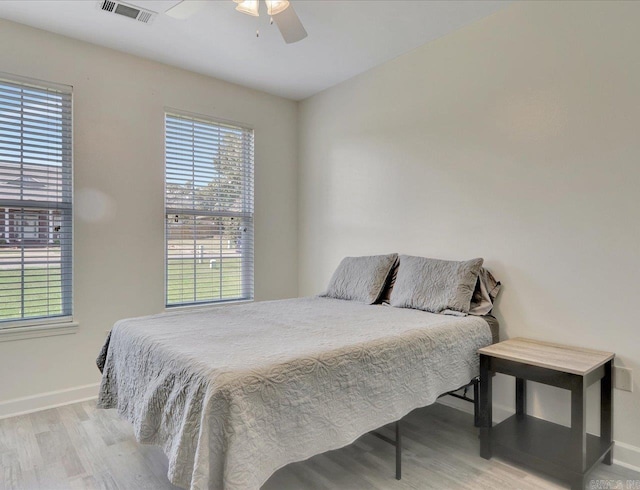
165,112 -> 254,307
0,73 -> 73,326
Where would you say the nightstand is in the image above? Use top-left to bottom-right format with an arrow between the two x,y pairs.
478,338 -> 614,490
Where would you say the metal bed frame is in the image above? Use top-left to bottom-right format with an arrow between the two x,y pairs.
369,377 -> 480,480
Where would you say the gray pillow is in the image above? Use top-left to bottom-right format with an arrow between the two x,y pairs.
321,254 -> 398,304
390,255 -> 484,316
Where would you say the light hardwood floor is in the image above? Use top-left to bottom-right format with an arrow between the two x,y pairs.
0,400 -> 637,490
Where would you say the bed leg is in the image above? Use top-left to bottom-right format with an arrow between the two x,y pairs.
395,421 -> 402,480
473,377 -> 480,427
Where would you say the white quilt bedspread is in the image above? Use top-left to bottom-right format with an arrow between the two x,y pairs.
97,297 -> 492,490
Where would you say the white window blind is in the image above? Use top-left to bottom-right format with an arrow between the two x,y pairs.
0,73 -> 73,326
165,112 -> 254,307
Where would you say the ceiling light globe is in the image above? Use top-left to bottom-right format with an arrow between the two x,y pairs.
265,0 -> 289,16
235,0 -> 260,16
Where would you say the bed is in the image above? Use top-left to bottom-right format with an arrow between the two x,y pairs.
97,295 -> 497,490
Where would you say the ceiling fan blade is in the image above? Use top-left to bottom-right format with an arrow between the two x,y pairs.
273,5 -> 307,44
165,0 -> 206,19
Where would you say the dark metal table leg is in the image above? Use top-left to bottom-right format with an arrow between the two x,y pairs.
479,354 -> 492,459
601,360 -> 613,465
395,421 -> 402,480
473,378 -> 480,427
370,421 -> 402,479
571,376 -> 587,477
516,377 -> 526,420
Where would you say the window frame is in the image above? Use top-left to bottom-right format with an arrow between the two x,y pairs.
0,72 -> 74,332
163,108 -> 254,309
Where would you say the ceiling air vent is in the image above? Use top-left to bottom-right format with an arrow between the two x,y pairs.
97,0 -> 157,24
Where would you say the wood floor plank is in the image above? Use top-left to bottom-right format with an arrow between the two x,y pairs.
11,414 -> 44,488
35,427 -> 86,478
58,404 -> 106,478
71,404 -> 90,423
83,471 -> 121,490
1,450 -> 22,490
0,401 -> 637,489
30,407 -> 62,435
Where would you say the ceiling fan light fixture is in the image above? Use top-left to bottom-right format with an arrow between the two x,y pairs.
265,0 -> 290,16
235,0 -> 260,17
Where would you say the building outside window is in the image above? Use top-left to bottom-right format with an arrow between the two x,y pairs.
0,73 -> 73,325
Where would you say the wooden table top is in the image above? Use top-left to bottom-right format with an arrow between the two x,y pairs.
478,337 -> 614,375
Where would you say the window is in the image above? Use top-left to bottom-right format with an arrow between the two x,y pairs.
165,112 -> 254,307
0,73 -> 73,326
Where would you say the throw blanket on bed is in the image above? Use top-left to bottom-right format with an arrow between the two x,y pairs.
97,297 -> 491,490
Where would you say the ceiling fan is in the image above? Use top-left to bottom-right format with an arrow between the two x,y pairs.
165,0 -> 308,44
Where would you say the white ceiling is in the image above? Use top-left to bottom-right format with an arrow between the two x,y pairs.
0,0 -> 509,100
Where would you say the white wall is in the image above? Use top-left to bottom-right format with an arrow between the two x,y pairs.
0,19 -> 298,411
298,1 -> 640,467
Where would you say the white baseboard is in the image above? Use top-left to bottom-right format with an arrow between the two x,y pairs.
613,441 -> 640,472
0,383 -> 100,420
436,398 -> 640,473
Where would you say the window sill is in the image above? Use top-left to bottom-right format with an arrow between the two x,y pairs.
163,298 -> 254,313
0,322 -> 79,343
